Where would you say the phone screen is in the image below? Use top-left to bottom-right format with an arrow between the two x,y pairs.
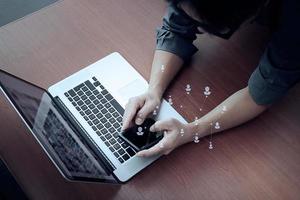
119,118 -> 163,151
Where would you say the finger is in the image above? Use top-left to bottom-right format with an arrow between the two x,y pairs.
122,98 -> 144,130
149,120 -> 171,132
135,101 -> 155,125
136,137 -> 167,157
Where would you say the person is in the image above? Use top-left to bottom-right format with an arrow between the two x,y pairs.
121,0 -> 300,157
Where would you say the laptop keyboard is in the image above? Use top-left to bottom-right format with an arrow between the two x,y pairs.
64,77 -> 136,164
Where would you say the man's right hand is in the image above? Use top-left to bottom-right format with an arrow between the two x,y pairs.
121,91 -> 161,131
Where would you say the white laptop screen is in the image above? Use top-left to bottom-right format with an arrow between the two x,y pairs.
0,69 -> 117,183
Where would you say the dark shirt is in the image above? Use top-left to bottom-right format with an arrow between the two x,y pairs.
156,0 -> 300,105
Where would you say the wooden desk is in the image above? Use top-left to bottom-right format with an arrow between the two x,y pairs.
0,0 -> 299,199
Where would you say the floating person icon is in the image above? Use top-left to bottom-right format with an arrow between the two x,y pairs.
161,64 -> 165,72
136,127 -> 144,136
215,122 -> 220,129
194,133 -> 200,143
209,141 -> 213,150
185,84 -> 192,94
153,109 -> 157,115
204,86 -> 211,96
168,95 -> 173,105
180,128 -> 184,136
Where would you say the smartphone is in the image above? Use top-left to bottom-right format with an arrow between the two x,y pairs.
119,118 -> 163,151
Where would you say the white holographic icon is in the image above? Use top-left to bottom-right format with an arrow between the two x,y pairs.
136,127 -> 144,136
204,86 -> 211,96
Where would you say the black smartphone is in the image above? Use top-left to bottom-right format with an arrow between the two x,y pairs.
119,118 -> 163,151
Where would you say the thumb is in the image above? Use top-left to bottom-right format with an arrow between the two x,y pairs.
149,120 -> 169,132
135,102 -> 156,125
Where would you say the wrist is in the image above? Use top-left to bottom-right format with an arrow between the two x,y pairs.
147,85 -> 164,100
188,118 -> 210,139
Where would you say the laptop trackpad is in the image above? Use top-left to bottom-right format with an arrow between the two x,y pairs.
117,79 -> 147,101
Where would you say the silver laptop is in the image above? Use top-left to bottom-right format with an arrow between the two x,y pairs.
0,52 -> 186,183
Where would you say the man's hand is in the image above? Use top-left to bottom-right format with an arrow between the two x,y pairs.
122,91 -> 161,131
136,118 -> 193,157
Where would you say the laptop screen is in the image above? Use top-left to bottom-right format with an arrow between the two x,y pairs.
0,70 -> 117,183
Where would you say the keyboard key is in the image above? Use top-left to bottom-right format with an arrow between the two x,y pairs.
117,137 -> 123,143
93,99 -> 100,105
84,99 -> 91,105
93,90 -> 100,95
121,142 -> 128,148
75,106 -> 80,111
104,141 -> 110,147
85,80 -> 96,91
113,122 -> 120,129
105,94 -> 113,101
92,108 -> 99,114
116,117 -> 122,122
83,116 -> 89,121
72,102 -> 76,106
100,136 -> 106,141
94,81 -> 101,87
74,83 -> 84,91
100,85 -> 105,90
109,146 -> 114,152
113,152 -> 119,157
68,89 -> 76,97
97,124 -> 103,130
96,131 -> 101,136
92,119 -> 100,125
109,127 -> 115,133
88,114 -> 95,120
96,113 -> 103,118
88,121 -> 93,126
105,134 -> 112,140
84,110 -> 91,115
118,149 -> 125,155
126,147 -> 135,156
118,157 -> 124,163
82,86 -> 88,92
79,111 -> 84,116
112,112 -> 119,118
110,99 -> 124,115
88,104 -> 95,109
92,77 -> 97,81
101,108 -> 108,114
101,129 -> 108,134
105,113 -> 112,119
113,132 -> 119,138
100,98 -> 107,104
96,94 -> 103,100
101,90 -> 108,95
104,103 -> 111,109
113,143 -> 121,150
100,118 -> 107,123
108,107 -> 115,113
82,105 -> 88,110
90,95 -> 96,101
109,118 -> 116,124
77,100 -> 84,106
92,126 -> 97,131
86,91 -> 92,96
77,90 -> 84,96
64,92 -> 69,97
81,95 -> 87,101
74,96 -> 80,101
104,122 -> 111,129
122,154 -> 130,161
68,97 -> 73,102
97,104 -> 104,110
109,138 -> 117,145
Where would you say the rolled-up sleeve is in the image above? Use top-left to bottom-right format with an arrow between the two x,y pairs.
248,0 -> 300,105
156,3 -> 199,61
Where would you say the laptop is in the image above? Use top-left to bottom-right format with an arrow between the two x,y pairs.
0,52 -> 187,183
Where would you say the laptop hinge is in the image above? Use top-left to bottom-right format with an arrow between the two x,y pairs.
52,96 -> 116,174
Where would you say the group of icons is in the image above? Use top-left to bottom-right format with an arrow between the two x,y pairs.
139,65 -> 228,151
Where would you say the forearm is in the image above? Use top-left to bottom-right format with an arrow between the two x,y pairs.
148,50 -> 184,98
189,87 -> 268,138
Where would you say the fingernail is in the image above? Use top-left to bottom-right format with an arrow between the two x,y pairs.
136,118 -> 143,125
150,125 -> 154,132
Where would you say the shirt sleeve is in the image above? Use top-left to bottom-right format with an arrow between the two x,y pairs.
248,0 -> 300,105
156,3 -> 200,61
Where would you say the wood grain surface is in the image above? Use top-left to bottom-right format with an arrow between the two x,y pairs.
0,0 -> 299,200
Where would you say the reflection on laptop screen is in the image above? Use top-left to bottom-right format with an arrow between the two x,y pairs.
0,70 -> 116,182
